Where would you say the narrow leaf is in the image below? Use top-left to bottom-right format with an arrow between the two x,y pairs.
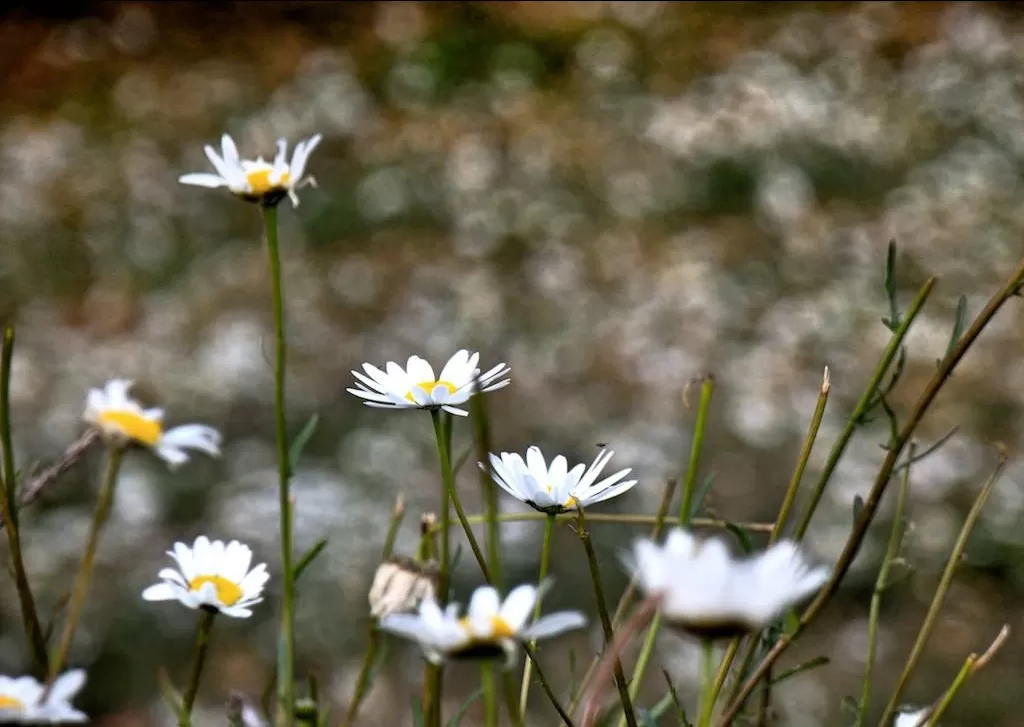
687,473 -> 716,520
943,294 -> 968,363
294,538 -> 328,584
445,687 -> 483,727
289,414 -> 320,471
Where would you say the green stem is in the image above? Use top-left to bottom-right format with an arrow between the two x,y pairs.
341,496 -> 406,727
519,513 -> 555,714
876,450 -> 1006,727
772,366 -> 830,543
263,204 -> 295,727
793,280 -> 934,540
858,443 -> 914,726
524,644 -> 576,726
0,325 -> 47,676
680,376 -> 715,524
719,256 -> 1024,727
575,508 -> 637,727
470,383 -> 502,588
698,641 -> 716,727
179,608 -> 217,725
49,445 -> 124,682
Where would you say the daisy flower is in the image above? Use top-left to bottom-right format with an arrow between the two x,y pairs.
179,133 -> 322,207
347,349 -> 511,416
142,536 -> 269,618
485,446 -> 636,514
368,556 -> 439,619
0,670 -> 87,723
628,528 -> 829,639
84,379 -> 221,468
895,709 -> 933,727
379,583 -> 586,667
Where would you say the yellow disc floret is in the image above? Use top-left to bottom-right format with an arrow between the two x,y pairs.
189,575 -> 243,606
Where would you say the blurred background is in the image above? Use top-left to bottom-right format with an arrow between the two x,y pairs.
3,1 -> 1024,725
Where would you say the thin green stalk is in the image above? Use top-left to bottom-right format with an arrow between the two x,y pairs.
794,279 -> 934,540
179,608 -> 217,725
340,495 -> 406,727
49,445 -> 124,682
772,366 -> 830,543
470,384 -> 504,727
719,367 -> 833,705
697,641 -> 716,727
877,450 -> 1007,727
263,204 -> 296,727
680,375 -> 715,524
524,644 -> 576,726
858,443 -> 914,726
717,257 -> 1024,727
924,624 -> 1009,726
519,513 -> 556,713
575,508 -> 637,727
429,511 -> 774,538
0,325 -> 47,675
570,478 -> 677,717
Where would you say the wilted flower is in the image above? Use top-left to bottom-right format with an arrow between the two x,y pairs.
0,670 -> 87,723
347,350 -> 510,416
379,583 -> 586,667
142,536 -> 269,618
179,133 -> 322,207
628,529 -> 829,639
368,556 -> 439,619
485,446 -> 636,514
84,379 -> 221,468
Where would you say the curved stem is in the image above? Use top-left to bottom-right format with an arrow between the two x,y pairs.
519,513 -> 555,714
49,445 -> 124,682
680,375 -> 715,524
697,640 -> 716,727
264,204 -> 295,727
179,608 -> 217,725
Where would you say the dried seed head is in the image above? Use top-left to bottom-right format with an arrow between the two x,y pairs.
368,556 -> 439,619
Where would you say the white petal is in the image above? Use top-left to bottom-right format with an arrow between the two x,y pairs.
499,585 -> 537,631
47,670 -> 86,704
162,424 -> 222,457
520,611 -> 587,640
142,583 -> 179,602
178,173 -> 230,188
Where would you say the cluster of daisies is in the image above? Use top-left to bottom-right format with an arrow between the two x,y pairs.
0,134 -> 928,724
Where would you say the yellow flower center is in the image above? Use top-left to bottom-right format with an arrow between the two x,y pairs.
404,380 -> 457,403
96,409 -> 162,446
246,168 -> 289,194
458,615 -> 516,640
0,695 -> 23,711
564,495 -> 579,509
189,575 -> 243,606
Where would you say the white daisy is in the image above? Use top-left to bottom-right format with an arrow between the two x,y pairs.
379,583 -> 586,667
485,446 -> 637,514
0,670 -> 87,723
628,529 -> 830,639
179,133 -> 322,207
84,379 -> 222,468
347,350 -> 511,416
368,556 -> 439,619
142,536 -> 269,618
895,708 -> 933,727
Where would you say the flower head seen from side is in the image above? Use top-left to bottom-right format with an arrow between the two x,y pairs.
628,528 -> 830,640
485,446 -> 637,514
378,583 -> 586,667
347,350 -> 511,417
142,536 -> 269,618
179,133 -> 322,207
84,379 -> 222,468
895,708 -> 934,727
0,670 -> 87,723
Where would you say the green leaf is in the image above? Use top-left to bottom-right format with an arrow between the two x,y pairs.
687,473 -> 716,520
156,668 -> 187,722
943,294 -> 968,363
289,414 -> 320,470
725,522 -> 755,554
881,239 -> 899,330
294,538 -> 328,584
662,670 -> 692,727
770,655 -> 830,686
452,445 -> 472,477
445,687 -> 483,727
411,696 -> 425,727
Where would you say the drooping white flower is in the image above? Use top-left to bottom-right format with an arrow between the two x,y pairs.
84,379 -> 222,468
347,349 -> 510,416
379,583 -> 586,667
368,556 -> 439,619
485,446 -> 637,514
142,536 -> 269,618
179,133 -> 322,207
0,670 -> 87,723
895,708 -> 934,727
628,528 -> 829,639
